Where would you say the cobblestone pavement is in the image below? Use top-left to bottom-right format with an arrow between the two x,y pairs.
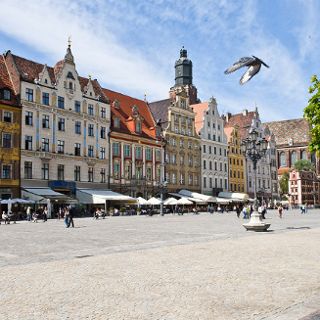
0,209 -> 320,319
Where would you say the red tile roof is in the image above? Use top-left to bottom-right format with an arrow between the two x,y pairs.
224,110 -> 258,140
0,55 -> 18,106
102,88 -> 157,140
192,102 -> 209,134
8,53 -> 107,102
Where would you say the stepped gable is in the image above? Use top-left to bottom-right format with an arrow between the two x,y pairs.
192,102 -> 209,134
148,98 -> 171,128
0,55 -> 18,105
103,88 -> 157,140
264,118 -> 310,146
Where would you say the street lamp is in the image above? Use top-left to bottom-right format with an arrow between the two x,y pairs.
241,128 -> 271,231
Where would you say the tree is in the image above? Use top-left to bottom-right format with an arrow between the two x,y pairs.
293,159 -> 315,172
304,75 -> 320,153
279,172 -> 289,196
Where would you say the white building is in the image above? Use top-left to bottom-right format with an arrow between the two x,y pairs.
193,97 -> 228,195
5,44 -> 110,197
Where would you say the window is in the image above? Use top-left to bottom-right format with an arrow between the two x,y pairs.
215,162 -> 217,170
58,96 -> 65,109
145,148 -> 152,161
214,147 -> 217,155
114,117 -> 120,128
75,121 -> 81,134
203,177 -> 207,188
2,165 -> 11,179
203,160 -> 206,169
172,154 -> 176,164
172,173 -> 177,184
213,134 -> 216,141
136,166 -> 142,179
88,145 -> 94,157
218,136 -> 221,142
57,164 -> 64,180
207,121 -> 211,127
180,173 -> 185,185
180,155 -> 184,165
57,140 -> 65,154
113,142 -> 120,156
25,111 -> 33,126
100,126 -> 106,139
219,148 -> 222,156
301,150 -> 307,160
24,161 -> 32,179
100,147 -> 106,159
218,124 -> 221,130
156,149 -> 161,161
100,168 -> 106,183
203,145 -> 206,153
290,151 -> 297,166
74,143 -> 81,156
280,152 -> 286,167
146,167 -> 152,180
220,162 -> 222,171
113,161 -> 120,178
42,138 -> 49,152
26,88 -> 34,102
135,146 -> 142,159
25,135 -> 32,150
42,115 -> 50,128
74,166 -> 81,181
124,145 -> 131,158
88,104 -> 94,116
88,124 -> 94,137
224,163 -> 227,172
209,161 -> 212,170
75,101 -> 81,113
3,111 -> 12,123
208,133 -> 211,140
42,163 -> 49,180
2,133 -> 11,148
2,89 -> 11,100
42,92 -> 49,106
135,120 -> 142,133
88,167 -> 94,182
188,174 -> 193,185
124,162 -> 132,179
100,107 -> 106,118
58,118 -> 65,131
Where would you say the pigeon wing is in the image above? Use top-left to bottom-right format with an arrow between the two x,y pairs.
224,57 -> 255,74
239,63 -> 261,85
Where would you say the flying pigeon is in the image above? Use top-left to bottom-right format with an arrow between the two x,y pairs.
224,56 -> 269,85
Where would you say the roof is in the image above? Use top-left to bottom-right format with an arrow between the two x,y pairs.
0,55 -> 18,106
148,98 -> 171,127
9,52 -> 107,102
223,126 -> 235,142
192,102 -> 208,134
102,88 -> 157,140
224,110 -> 258,140
264,118 -> 310,146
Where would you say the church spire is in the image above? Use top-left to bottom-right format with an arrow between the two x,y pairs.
64,36 -> 75,64
174,46 -> 193,87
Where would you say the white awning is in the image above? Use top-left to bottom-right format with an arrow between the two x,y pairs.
22,188 -> 75,203
76,189 -> 136,204
178,189 -> 216,203
218,192 -> 249,201
168,193 -> 207,204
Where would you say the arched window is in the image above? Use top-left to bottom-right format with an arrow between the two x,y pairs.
280,152 -> 286,167
301,150 -> 307,160
290,151 -> 297,166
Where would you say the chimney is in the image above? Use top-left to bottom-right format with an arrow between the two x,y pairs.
242,109 -> 248,116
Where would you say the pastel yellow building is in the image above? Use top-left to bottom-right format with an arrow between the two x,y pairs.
224,126 -> 246,193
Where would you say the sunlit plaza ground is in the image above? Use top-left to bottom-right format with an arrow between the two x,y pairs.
1,209 -> 320,320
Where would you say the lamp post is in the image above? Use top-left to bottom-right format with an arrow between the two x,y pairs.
240,128 -> 271,231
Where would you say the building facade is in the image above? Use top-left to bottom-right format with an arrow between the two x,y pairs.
264,119 -> 318,177
224,126 -> 246,193
4,45 -> 110,196
289,170 -> 319,206
149,48 -> 201,194
103,88 -> 164,199
224,108 -> 278,203
193,97 -> 228,195
0,55 -> 21,199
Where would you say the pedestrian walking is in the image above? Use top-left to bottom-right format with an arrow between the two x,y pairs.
236,205 -> 241,218
64,208 -> 70,227
278,204 -> 283,219
68,207 -> 74,228
58,207 -> 62,220
43,207 -> 48,222
2,211 -> 9,224
26,206 -> 32,221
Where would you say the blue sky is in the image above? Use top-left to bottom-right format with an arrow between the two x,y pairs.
1,0 -> 319,122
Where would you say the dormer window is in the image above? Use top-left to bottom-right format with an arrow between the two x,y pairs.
69,82 -> 73,90
1,89 -> 11,101
114,117 -> 120,128
44,79 -> 48,84
113,100 -> 120,109
89,92 -> 92,96
135,120 -> 142,133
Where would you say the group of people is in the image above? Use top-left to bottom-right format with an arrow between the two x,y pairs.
26,206 -> 48,223
1,211 -> 15,224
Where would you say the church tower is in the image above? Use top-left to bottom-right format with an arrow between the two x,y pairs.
170,47 -> 198,104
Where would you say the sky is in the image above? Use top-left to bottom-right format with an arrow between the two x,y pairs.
0,0 -> 319,122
